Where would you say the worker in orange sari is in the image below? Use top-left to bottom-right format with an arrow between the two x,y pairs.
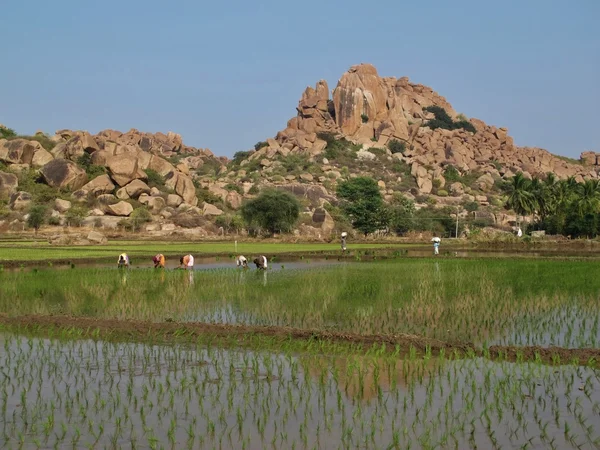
153,254 -> 166,268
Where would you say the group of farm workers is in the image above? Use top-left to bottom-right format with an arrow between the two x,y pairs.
235,254 -> 268,270
116,253 -> 268,270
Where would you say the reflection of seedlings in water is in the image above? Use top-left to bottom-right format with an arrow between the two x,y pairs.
0,336 -> 598,448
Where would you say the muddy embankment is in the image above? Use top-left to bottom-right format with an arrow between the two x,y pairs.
0,314 -> 598,365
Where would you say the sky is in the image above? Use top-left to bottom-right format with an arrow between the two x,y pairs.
1,0 -> 598,159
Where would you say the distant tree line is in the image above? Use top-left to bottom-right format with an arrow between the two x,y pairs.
504,172 -> 600,238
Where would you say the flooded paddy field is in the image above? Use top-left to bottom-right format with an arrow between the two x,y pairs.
1,336 -> 599,449
0,257 -> 599,448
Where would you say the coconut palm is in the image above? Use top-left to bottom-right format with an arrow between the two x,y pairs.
576,179 -> 600,216
505,173 -> 538,225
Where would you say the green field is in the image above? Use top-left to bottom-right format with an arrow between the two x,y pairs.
0,257 -> 599,448
0,240 -> 404,263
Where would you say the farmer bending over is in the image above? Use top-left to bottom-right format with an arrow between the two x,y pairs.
153,254 -> 166,268
117,253 -> 130,268
236,255 -> 248,268
180,254 -> 195,270
253,255 -> 268,270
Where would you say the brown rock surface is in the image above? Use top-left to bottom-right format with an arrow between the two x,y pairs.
0,139 -> 36,165
104,201 -> 133,216
40,159 -> 87,190
0,172 -> 18,199
165,172 -> 198,206
76,175 -> 116,197
106,154 -> 142,186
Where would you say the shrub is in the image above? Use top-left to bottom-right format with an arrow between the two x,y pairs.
215,214 -> 244,234
254,141 -> 268,151
279,154 -> 311,174
463,201 -> 479,212
48,216 -> 61,226
196,187 -> 222,205
423,106 -> 476,133
0,126 -> 17,139
145,169 -> 165,189
128,207 -> 152,231
437,189 -> 449,197
27,204 -> 47,233
65,206 -> 88,227
241,189 -> 300,234
361,114 -> 369,123
248,184 -> 260,195
453,120 -> 477,133
230,150 -> 253,167
443,165 -> 461,183
77,154 -> 106,178
224,183 -> 242,194
388,139 -> 406,154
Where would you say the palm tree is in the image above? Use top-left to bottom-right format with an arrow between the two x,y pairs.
576,179 -> 600,216
505,173 -> 538,226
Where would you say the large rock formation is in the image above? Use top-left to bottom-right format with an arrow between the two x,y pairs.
249,63 -> 595,186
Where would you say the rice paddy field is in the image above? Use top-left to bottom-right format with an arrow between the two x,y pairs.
1,255 -> 600,449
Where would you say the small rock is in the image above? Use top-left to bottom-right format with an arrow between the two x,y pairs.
54,198 -> 72,213
87,231 -> 107,244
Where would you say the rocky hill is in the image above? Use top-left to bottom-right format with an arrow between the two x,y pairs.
1,63 -> 597,239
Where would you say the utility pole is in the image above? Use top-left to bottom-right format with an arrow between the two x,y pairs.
455,206 -> 460,238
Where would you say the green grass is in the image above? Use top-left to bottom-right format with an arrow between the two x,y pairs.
0,241 -> 402,263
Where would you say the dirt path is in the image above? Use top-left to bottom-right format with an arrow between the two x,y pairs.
1,314 -> 598,365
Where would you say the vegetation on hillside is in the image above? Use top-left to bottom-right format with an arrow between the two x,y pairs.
423,106 -> 477,133
241,189 -> 301,235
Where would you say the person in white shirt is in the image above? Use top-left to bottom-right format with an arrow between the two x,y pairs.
179,254 -> 194,270
236,255 -> 248,268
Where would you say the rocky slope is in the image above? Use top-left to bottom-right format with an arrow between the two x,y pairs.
1,64 -> 597,238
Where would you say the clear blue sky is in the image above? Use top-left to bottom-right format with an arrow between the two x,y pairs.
1,0 -> 598,158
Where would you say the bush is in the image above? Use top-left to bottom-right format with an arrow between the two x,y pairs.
230,150 -> 253,167
224,183 -> 242,194
361,114 -> 369,123
145,169 -> 165,189
241,189 -> 300,235
437,189 -> 449,197
423,106 -> 476,133
443,165 -> 461,183
65,206 -> 88,227
248,184 -> 260,195
77,154 -> 106,178
388,139 -> 406,154
196,187 -> 222,205
27,204 -> 47,233
463,201 -> 479,213
0,126 -> 17,139
48,216 -> 61,226
214,214 -> 244,234
17,169 -> 59,204
279,154 -> 311,174
254,141 -> 268,151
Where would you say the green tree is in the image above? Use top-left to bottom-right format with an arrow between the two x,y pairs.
0,126 -> 17,139
27,204 -> 47,234
65,206 -> 88,227
389,194 -> 415,235
505,173 -> 537,225
337,177 -> 388,236
241,189 -> 300,234
575,179 -> 600,216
